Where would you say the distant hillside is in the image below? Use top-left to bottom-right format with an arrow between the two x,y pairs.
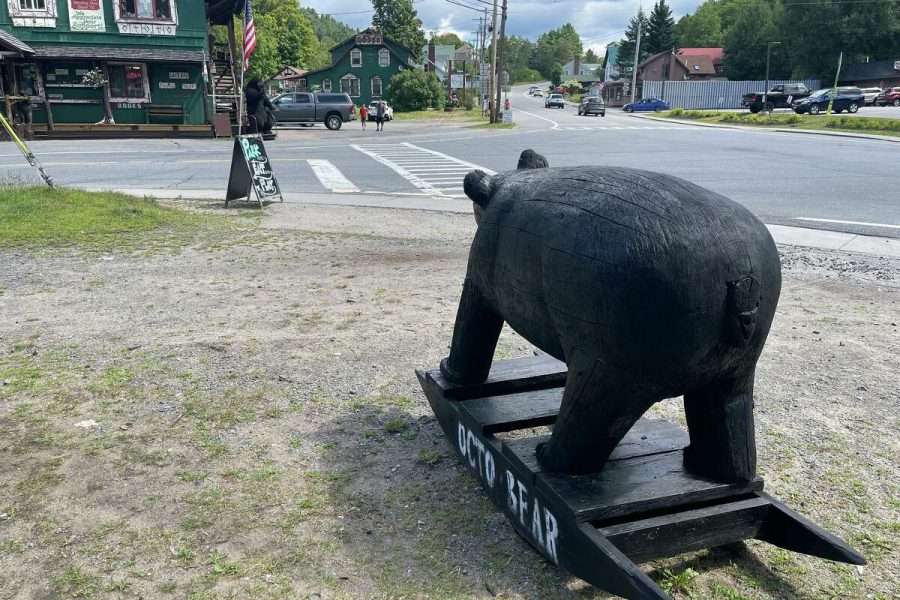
302,7 -> 358,68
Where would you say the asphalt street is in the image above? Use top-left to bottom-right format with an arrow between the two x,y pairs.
2,84 -> 898,238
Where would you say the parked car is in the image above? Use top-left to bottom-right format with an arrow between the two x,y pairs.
577,96 -> 606,117
622,97 -> 671,112
528,86 -> 539,95
533,89 -> 544,97
875,87 -> 900,106
742,83 -> 811,113
271,92 -> 355,130
545,93 -> 565,109
792,87 -> 864,114
860,87 -> 883,105
366,101 -> 394,121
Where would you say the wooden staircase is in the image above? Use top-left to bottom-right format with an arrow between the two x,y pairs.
209,42 -> 241,127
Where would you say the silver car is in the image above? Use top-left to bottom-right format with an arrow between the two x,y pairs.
272,92 -> 355,130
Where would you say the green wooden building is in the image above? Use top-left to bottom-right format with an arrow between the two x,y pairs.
0,0 -> 228,135
300,28 -> 415,107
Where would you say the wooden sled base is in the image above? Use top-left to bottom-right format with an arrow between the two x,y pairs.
416,355 -> 865,600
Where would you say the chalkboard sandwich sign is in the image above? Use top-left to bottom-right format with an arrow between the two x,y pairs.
226,135 -> 283,207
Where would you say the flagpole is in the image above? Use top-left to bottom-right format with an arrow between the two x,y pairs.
237,11 -> 245,137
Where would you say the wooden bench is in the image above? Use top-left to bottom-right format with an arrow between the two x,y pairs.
145,104 -> 185,124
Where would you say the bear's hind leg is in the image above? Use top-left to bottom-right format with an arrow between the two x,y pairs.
683,371 -> 757,483
537,359 -> 656,474
440,278 -> 504,385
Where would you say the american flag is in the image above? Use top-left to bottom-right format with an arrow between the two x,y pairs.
243,0 -> 257,70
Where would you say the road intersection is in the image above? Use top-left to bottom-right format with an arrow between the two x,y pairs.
2,84 -> 897,239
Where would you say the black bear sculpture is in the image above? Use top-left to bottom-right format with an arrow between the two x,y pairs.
441,150 -> 782,482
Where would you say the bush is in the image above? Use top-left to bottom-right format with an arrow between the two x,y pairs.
512,68 -> 542,83
561,79 -> 582,95
385,69 -> 445,112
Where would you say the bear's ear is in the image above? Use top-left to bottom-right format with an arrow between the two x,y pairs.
464,170 -> 493,207
517,149 -> 549,170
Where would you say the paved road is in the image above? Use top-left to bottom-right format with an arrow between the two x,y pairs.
2,84 -> 898,238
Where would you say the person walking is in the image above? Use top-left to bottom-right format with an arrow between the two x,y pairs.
359,103 -> 368,130
375,100 -> 386,132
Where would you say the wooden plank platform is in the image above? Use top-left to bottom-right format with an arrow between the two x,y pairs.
417,355 -> 865,600
31,123 -> 215,139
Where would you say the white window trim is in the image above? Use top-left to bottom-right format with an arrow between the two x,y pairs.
107,62 -> 152,104
7,0 -> 56,25
378,48 -> 390,68
322,79 -> 332,92
341,74 -> 360,97
371,76 -> 382,98
114,0 -> 178,25
350,49 -> 362,68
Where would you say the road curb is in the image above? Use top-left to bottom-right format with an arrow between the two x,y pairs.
85,186 -> 900,260
632,114 -> 900,143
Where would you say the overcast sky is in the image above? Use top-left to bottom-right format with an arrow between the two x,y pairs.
301,0 -> 703,53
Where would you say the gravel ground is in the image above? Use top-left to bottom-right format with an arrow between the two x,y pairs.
1,202 -> 898,600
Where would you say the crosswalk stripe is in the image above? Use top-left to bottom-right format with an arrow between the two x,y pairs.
307,159 -> 360,193
351,143 -> 494,198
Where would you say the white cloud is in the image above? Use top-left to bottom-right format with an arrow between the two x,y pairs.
302,0 -> 706,48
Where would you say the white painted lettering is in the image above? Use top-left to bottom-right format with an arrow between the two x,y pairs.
517,480 -> 529,526
484,450 -> 495,488
544,508 -> 559,564
457,423 -> 467,456
466,430 -> 478,469
505,471 -> 517,513
531,497 -> 545,547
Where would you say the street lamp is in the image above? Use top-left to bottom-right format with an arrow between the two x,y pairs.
762,41 -> 782,114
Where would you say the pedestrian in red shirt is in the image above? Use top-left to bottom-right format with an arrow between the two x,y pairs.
359,104 -> 368,130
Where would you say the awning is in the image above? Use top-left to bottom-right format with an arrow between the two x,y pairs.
0,29 -> 35,55
33,45 -> 205,63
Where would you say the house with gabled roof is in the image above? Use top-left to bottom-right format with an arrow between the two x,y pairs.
298,28 -> 416,106
638,48 -> 725,82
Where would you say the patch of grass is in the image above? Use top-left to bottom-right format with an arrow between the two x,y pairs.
471,121 -> 517,129
709,582 -> 751,600
0,186 -> 227,250
52,566 -> 100,599
394,107 -> 484,122
417,448 -> 443,465
659,567 -> 699,598
208,550 -> 241,577
383,417 -> 409,434
661,109 -> 900,137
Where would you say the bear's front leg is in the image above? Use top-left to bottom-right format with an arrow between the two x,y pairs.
537,358 -> 656,474
440,278 -> 504,385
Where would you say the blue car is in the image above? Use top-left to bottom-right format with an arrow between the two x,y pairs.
792,87 -> 864,115
623,97 -> 671,112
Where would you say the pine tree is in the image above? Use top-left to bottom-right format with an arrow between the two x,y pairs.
616,10 -> 649,76
645,0 -> 677,55
372,0 -> 426,62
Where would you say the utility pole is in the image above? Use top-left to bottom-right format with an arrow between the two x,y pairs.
827,50 -> 843,115
630,12 -> 642,104
494,0 -> 508,121
488,0 -> 498,122
762,41 -> 781,114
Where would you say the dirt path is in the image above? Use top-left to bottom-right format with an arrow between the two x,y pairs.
1,203 -> 898,600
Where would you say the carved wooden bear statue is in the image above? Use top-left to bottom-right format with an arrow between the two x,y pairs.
441,150 -> 782,482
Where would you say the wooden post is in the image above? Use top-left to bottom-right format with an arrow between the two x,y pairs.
101,63 -> 115,124
35,63 -> 54,132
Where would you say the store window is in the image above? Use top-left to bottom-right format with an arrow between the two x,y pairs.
108,63 -> 150,102
340,74 -> 360,97
350,49 -> 362,68
322,79 -> 332,92
371,76 -> 382,97
378,48 -> 390,68
19,0 -> 46,9
8,0 -> 57,24
119,0 -> 172,20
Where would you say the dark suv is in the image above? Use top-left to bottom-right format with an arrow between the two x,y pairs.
577,96 -> 606,117
272,92 -> 355,130
792,87 -> 864,115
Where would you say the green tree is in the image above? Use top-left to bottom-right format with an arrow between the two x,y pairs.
432,32 -> 465,48
645,0 -> 677,55
584,48 -> 600,63
723,0 -> 788,80
534,24 -> 583,78
616,10 -> 649,77
372,0 -> 426,62
550,63 -> 563,87
246,0 -> 317,81
301,7 -> 357,69
385,69 -> 445,110
675,5 -> 723,48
